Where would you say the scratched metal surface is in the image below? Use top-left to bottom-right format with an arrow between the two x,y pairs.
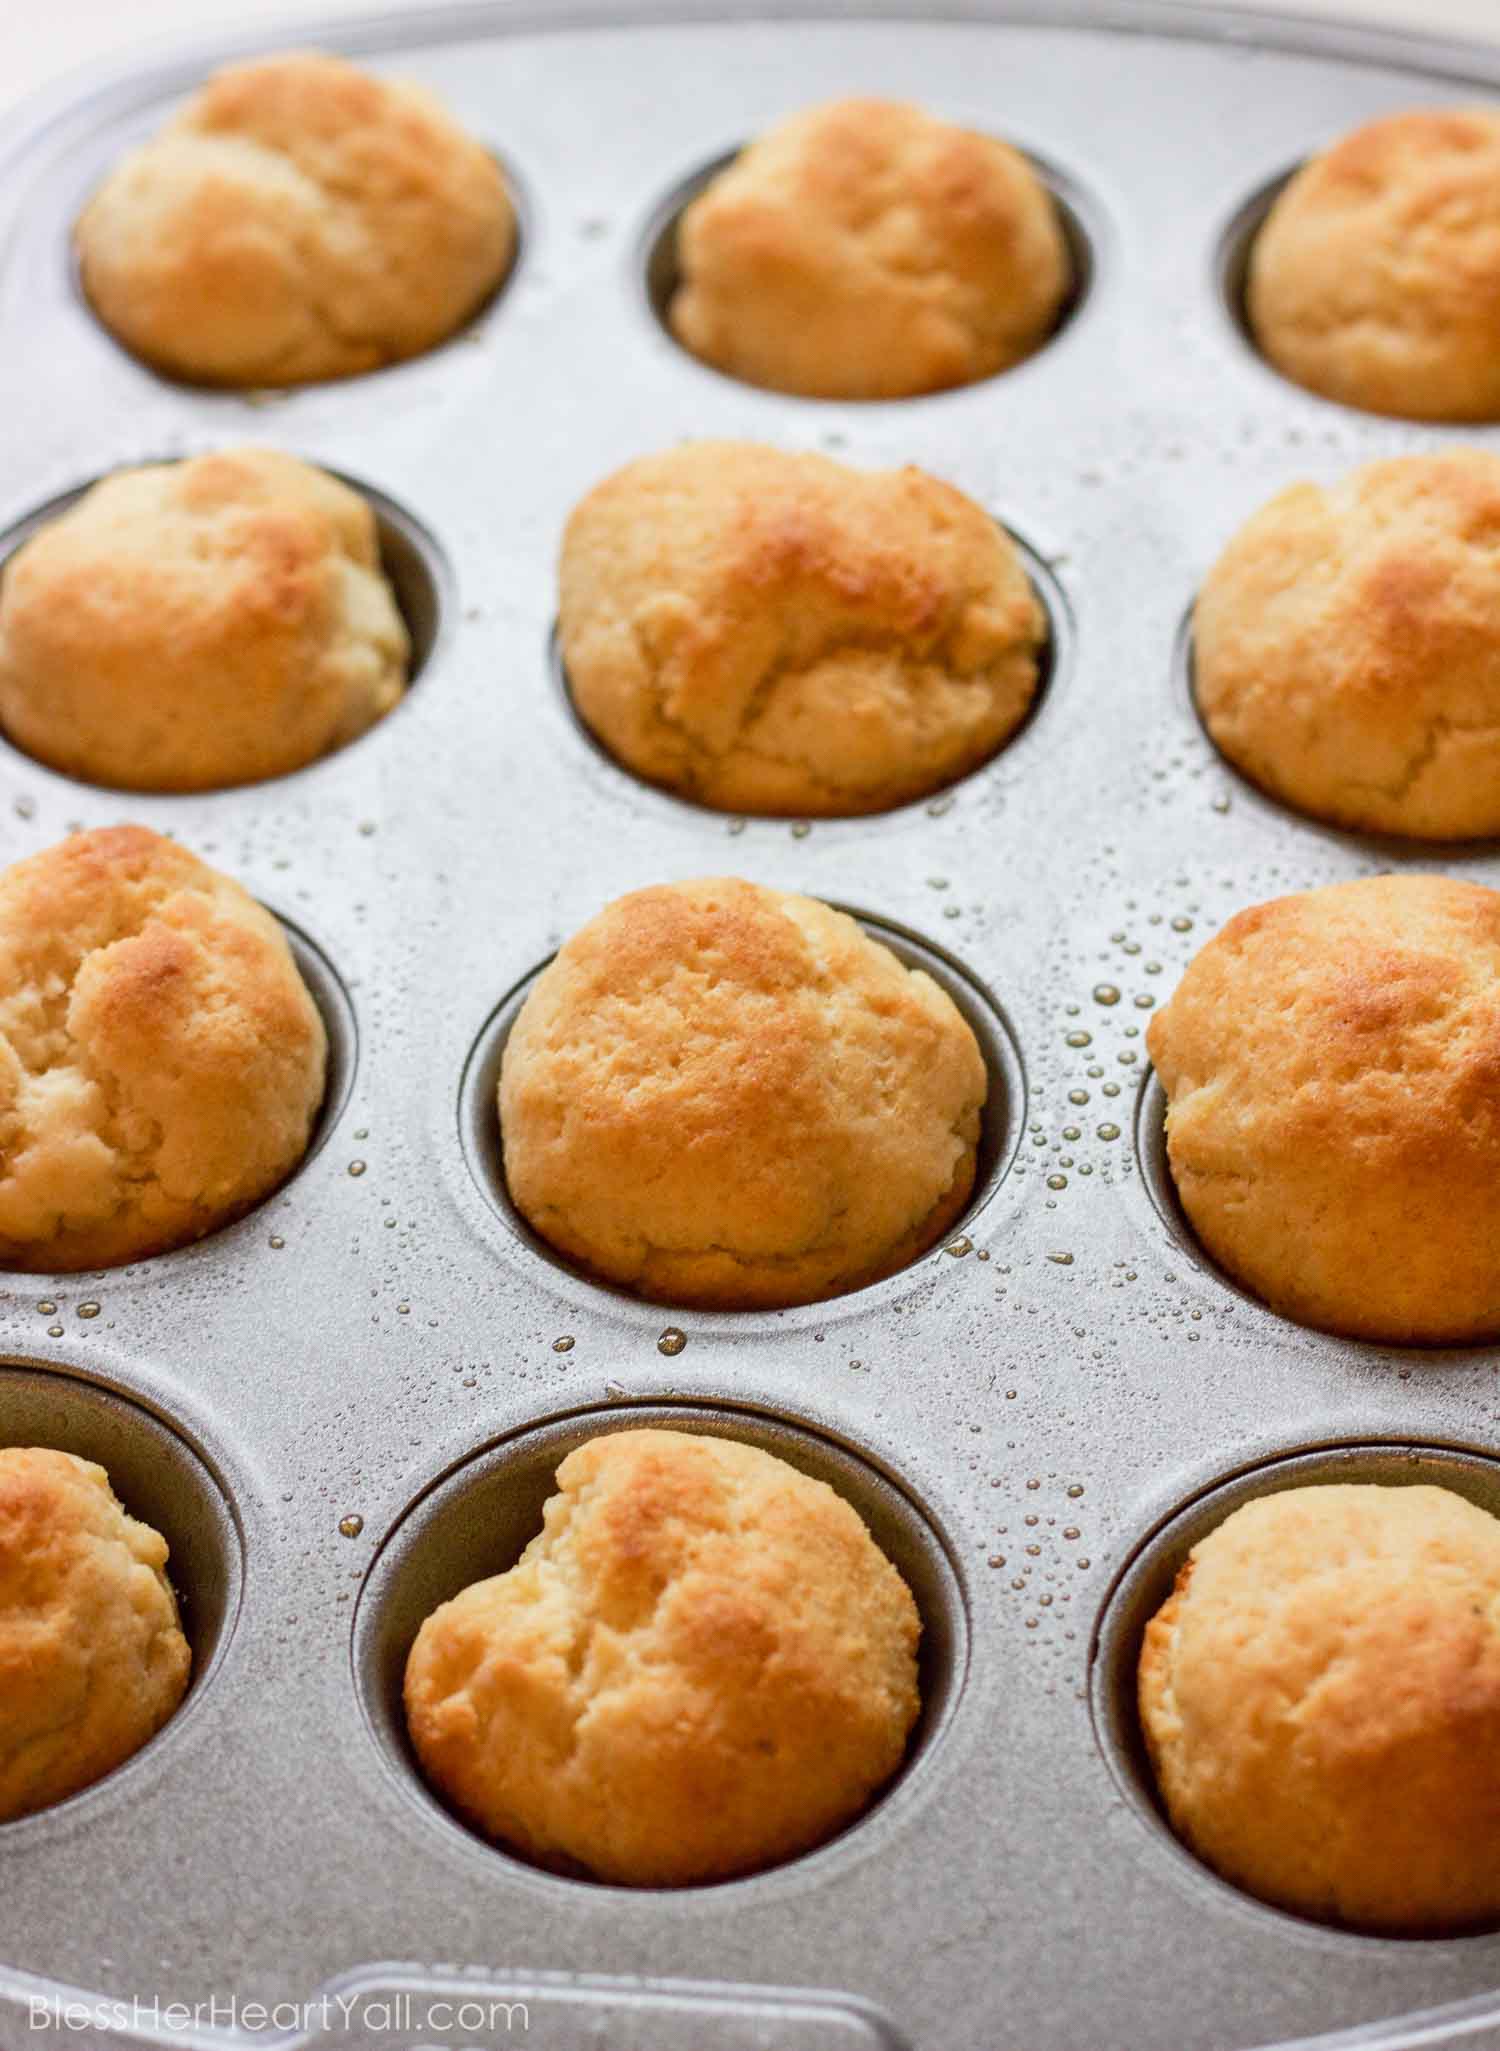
3,6 -> 1500,2047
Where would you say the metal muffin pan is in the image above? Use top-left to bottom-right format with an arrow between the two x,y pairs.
6,4 -> 1500,2047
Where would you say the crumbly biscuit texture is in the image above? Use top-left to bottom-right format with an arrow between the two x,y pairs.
1147,875 -> 1500,1342
0,1447 -> 191,1821
0,448 -> 409,792
498,878 -> 987,1308
560,441 -> 1045,816
1248,110 -> 1500,421
1140,1483 -> 1500,1930
76,50 -> 515,386
1196,450 -> 1500,838
670,98 -> 1070,398
0,825 -> 327,1271
404,1428 -> 921,1884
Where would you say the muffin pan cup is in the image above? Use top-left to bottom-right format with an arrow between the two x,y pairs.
6,6 -> 1500,2049
458,907 -> 1027,1295
353,1397 -> 968,1884
1091,1439 -> 1500,1941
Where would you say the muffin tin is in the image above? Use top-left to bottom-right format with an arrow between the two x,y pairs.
5,4 -> 1500,2047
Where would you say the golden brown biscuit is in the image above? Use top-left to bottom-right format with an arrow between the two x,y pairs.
560,442 -> 1045,816
499,879 -> 987,1308
0,826 -> 327,1271
404,1428 -> 921,1884
0,1447 -> 191,1821
1147,874 -> 1500,1342
0,449 -> 409,793
1139,1482 -> 1500,1930
1248,110 -> 1500,421
76,50 -> 515,386
669,98 -> 1070,399
1195,451 -> 1500,839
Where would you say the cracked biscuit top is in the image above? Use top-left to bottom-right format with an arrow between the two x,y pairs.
1147,875 -> 1500,1343
1195,450 -> 1500,839
0,448 -> 410,793
1248,110 -> 1500,422
0,1447 -> 191,1821
403,1427 -> 922,1884
498,878 -> 988,1309
1139,1483 -> 1500,1931
559,441 -> 1045,816
0,826 -> 327,1272
668,98 -> 1070,399
75,50 -> 515,387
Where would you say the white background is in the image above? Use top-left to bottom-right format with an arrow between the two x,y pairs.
6,0 -> 1500,117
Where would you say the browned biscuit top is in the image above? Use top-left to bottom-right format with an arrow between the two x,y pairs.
0,825 -> 327,1271
1147,874 -> 1500,1342
498,878 -> 987,1308
560,440 -> 1044,816
75,50 -> 515,386
0,1446 -> 191,1821
1139,1482 -> 1500,1929
404,1428 -> 921,1884
1195,449 -> 1500,838
670,98 -> 1069,399
1248,109 -> 1500,421
0,447 -> 409,792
